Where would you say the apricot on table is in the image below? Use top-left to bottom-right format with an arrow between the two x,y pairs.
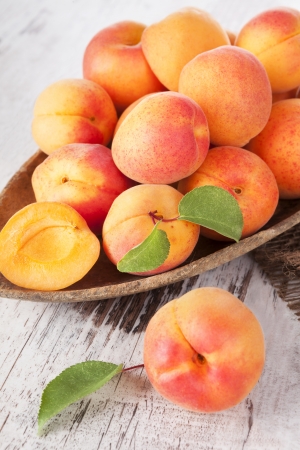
112,91 -> 209,185
141,7 -> 230,91
178,146 -> 279,240
0,202 -> 100,290
178,45 -> 272,147
144,287 -> 265,413
32,143 -> 135,236
83,21 -> 165,114
102,184 -> 200,276
32,79 -> 117,155
247,99 -> 300,199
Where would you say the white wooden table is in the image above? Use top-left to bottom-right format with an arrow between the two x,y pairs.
1,1 -> 300,449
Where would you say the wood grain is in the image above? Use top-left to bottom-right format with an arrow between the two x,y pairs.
1,255 -> 300,449
254,222 -> 300,320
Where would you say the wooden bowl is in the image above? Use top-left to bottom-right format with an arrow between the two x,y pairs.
1,150 -> 300,303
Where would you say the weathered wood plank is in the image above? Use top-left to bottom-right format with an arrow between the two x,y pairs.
1,255 -> 300,449
254,222 -> 300,319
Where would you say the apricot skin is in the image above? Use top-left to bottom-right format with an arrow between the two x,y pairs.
235,7 -> 300,93
113,94 -> 151,137
32,143 -> 134,235
144,287 -> 265,413
83,21 -> 165,114
111,91 -> 209,185
178,146 -> 279,240
32,79 -> 117,155
247,99 -> 300,199
178,46 -> 272,147
0,202 -> 100,291
102,184 -> 200,276
141,7 -> 230,91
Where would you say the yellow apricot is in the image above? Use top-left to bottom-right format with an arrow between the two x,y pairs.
0,202 -> 100,290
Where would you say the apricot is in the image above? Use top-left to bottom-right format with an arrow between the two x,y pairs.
83,21 -> 165,114
32,143 -> 135,235
247,99 -> 300,199
141,7 -> 230,91
102,184 -> 200,276
178,46 -> 272,147
111,91 -> 209,185
113,94 -> 151,137
0,202 -> 100,290
235,7 -> 300,93
144,287 -> 265,413
178,146 -> 279,240
32,79 -> 117,155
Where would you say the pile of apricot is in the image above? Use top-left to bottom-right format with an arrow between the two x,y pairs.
1,6 -> 300,290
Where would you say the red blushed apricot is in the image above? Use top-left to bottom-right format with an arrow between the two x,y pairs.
179,46 -> 272,147
141,7 -> 230,91
102,184 -> 200,276
247,99 -> 300,199
32,79 -> 117,155
178,146 -> 279,240
113,94 -> 153,137
112,91 -> 209,185
0,202 -> 100,290
32,143 -> 135,235
235,7 -> 300,93
83,21 -> 165,114
144,287 -> 265,413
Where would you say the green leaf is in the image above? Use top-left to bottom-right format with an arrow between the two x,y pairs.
38,361 -> 123,435
117,222 -> 170,273
178,186 -> 243,242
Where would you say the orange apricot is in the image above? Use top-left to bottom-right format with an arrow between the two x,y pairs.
0,202 -> 100,290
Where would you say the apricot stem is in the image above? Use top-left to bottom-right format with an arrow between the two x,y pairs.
197,354 -> 206,364
149,210 -> 180,224
122,364 -> 144,372
233,187 -> 242,195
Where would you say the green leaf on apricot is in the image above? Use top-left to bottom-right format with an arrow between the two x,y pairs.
38,361 -> 123,436
178,186 -> 243,242
117,222 -> 170,273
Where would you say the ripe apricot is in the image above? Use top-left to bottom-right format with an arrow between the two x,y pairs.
178,146 -> 279,240
141,7 -> 230,91
178,46 -> 272,147
102,184 -> 200,276
0,202 -> 100,290
83,21 -> 165,114
144,287 -> 265,412
112,91 -> 209,185
247,99 -> 300,199
32,79 -> 117,155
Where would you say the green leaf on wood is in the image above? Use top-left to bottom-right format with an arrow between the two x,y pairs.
178,186 -> 243,242
117,222 -> 170,273
38,361 -> 123,435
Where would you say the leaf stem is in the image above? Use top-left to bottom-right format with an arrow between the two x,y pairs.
122,364 -> 144,372
149,210 -> 180,224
